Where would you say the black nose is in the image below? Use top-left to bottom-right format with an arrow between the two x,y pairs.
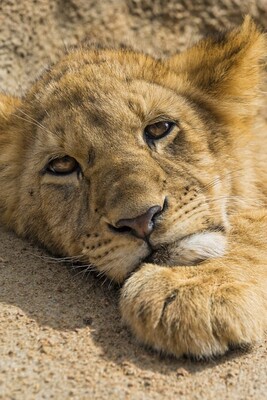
114,205 -> 162,239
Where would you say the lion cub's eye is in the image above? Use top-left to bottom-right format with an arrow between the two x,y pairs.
145,121 -> 175,140
46,156 -> 79,175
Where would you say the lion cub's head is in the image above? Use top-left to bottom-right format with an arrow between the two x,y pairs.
0,17 -> 265,281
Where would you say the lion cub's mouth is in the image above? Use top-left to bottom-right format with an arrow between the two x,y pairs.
143,230 -> 227,267
144,245 -> 172,265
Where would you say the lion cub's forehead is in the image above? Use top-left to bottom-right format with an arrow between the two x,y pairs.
28,49 -> 195,165
32,49 -> 180,119
32,50 -> 186,142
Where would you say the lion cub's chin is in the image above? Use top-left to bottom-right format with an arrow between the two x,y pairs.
148,231 -> 227,266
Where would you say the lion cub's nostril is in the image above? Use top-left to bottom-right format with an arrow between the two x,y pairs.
115,205 -> 162,239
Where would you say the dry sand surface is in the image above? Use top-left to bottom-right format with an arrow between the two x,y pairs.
0,226 -> 266,400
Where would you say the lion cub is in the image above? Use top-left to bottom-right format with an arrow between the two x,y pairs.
0,16 -> 266,358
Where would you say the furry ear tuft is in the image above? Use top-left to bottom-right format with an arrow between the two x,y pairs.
168,16 -> 266,104
0,94 -> 21,128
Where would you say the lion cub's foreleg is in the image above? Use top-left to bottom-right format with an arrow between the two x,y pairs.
120,210 -> 267,358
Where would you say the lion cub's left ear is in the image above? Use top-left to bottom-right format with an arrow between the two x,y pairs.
0,94 -> 22,128
168,16 -> 266,108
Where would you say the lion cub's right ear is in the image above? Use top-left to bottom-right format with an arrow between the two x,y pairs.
168,16 -> 266,116
0,93 -> 22,128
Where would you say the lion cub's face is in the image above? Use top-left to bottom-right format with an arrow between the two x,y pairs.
12,20 -> 262,281
15,51 -> 229,282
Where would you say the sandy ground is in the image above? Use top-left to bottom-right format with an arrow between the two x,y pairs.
0,225 -> 266,400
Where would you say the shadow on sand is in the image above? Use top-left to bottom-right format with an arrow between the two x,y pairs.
0,226 -> 250,376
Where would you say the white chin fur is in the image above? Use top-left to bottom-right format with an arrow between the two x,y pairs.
170,231 -> 227,266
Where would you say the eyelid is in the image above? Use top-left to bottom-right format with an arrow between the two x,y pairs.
146,116 -> 177,125
46,154 -> 67,164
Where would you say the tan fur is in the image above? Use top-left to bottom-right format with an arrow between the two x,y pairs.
0,16 -> 266,358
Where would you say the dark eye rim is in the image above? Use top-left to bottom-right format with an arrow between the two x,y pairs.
144,121 -> 176,142
45,155 -> 81,176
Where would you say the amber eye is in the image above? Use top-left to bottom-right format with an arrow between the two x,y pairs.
46,156 -> 79,175
145,121 -> 175,140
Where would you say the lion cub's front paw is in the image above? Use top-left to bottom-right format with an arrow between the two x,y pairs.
120,264 -> 264,358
